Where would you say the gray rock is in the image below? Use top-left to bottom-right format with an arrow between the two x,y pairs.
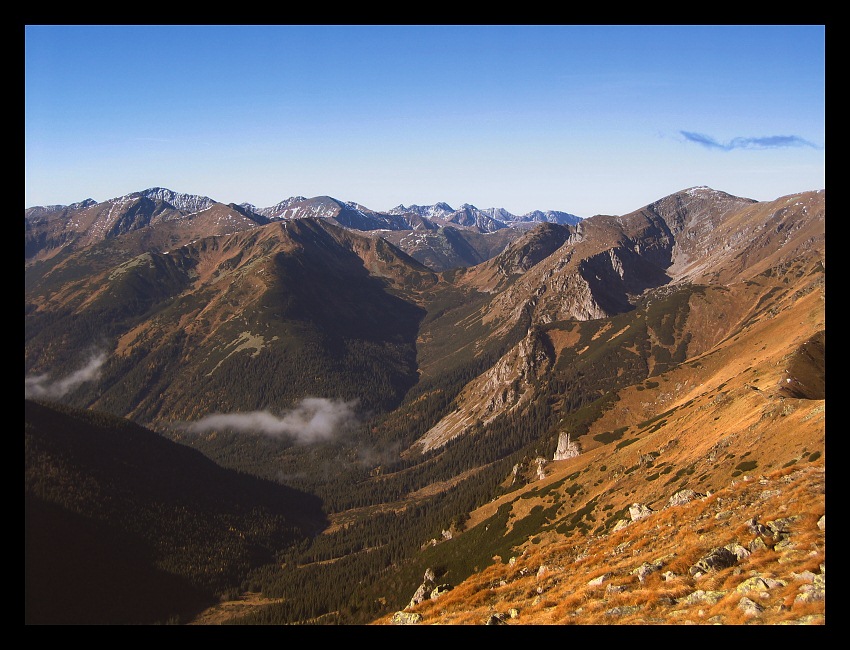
629,503 -> 654,521
667,489 -> 705,508
392,611 -> 422,625
633,561 -> 663,583
738,596 -> 765,617
677,590 -> 725,606
587,572 -> 612,586
746,517 -> 772,537
605,605 -> 641,617
734,576 -> 773,594
726,543 -> 751,561
611,519 -> 630,532
794,575 -> 825,604
690,546 -> 738,575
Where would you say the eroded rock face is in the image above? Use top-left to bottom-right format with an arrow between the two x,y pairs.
553,432 -> 581,461
413,327 -> 555,453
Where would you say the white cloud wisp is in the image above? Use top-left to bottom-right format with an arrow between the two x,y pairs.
25,351 -> 108,399
185,397 -> 360,444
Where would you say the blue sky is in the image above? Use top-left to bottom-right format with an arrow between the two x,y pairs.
25,25 -> 825,218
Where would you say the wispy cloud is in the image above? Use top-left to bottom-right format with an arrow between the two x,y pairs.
25,351 -> 107,399
184,397 -> 360,444
681,131 -> 819,151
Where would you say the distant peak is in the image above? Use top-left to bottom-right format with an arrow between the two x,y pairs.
136,188 -> 218,212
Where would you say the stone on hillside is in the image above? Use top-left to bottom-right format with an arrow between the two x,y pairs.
392,611 -> 422,625
605,605 -> 641,617
791,570 -> 817,583
690,546 -> 738,575
677,590 -> 725,606
726,543 -> 751,561
587,572 -> 612,586
407,568 -> 437,608
667,489 -> 705,508
734,576 -> 774,594
629,503 -> 654,521
746,517 -> 772,537
632,561 -> 663,583
738,597 -> 765,617
794,571 -> 825,604
408,583 -> 431,609
553,431 -> 581,460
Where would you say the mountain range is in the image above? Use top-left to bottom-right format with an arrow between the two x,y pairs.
24,185 -> 825,625
25,188 -> 581,272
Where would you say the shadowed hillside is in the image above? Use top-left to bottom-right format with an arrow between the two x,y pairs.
25,399 -> 327,625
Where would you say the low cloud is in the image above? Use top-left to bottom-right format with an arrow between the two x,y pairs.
25,351 -> 107,399
185,397 -> 360,444
680,131 -> 818,151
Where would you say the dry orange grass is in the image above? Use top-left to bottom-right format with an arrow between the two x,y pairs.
379,461 -> 825,625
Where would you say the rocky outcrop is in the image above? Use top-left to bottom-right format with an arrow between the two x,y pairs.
391,611 -> 422,625
413,327 -> 555,453
404,567 -> 453,612
628,503 -> 655,522
553,431 -> 581,461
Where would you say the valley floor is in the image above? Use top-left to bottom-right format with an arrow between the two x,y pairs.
187,592 -> 285,626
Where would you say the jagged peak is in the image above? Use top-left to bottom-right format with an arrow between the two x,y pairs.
387,202 -> 456,218
125,187 -> 219,213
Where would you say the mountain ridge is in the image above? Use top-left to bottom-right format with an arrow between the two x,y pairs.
24,184 -> 825,625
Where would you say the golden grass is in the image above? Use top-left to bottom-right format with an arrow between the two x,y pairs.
379,461 -> 825,625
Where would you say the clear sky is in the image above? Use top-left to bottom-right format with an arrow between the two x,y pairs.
25,25 -> 825,218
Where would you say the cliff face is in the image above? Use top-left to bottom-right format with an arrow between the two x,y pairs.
413,327 -> 555,453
